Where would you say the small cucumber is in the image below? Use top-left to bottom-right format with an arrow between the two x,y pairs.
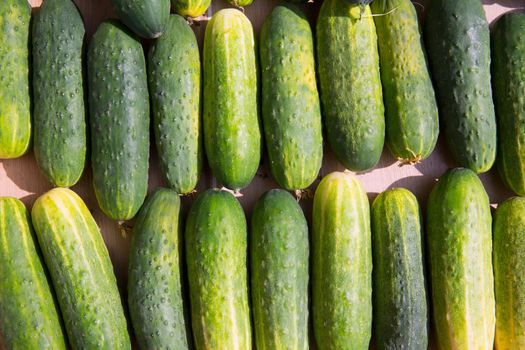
110,0 -> 170,38
172,0 -> 210,18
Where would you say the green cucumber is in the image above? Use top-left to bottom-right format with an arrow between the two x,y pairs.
371,0 -> 439,163
31,188 -> 130,350
172,0 -> 210,18
128,188 -> 189,349
32,0 -> 87,188
250,189 -> 309,350
492,12 -> 525,196
425,0 -> 496,173
185,189 -> 251,349
371,188 -> 428,350
427,168 -> 495,349
88,20 -> 150,220
228,0 -> 254,7
0,197 -> 67,349
260,4 -> 323,190
149,15 -> 202,195
0,0 -> 31,159
203,9 -> 261,191
493,197 -> 525,349
110,0 -> 169,38
312,172 -> 372,349
317,0 -> 385,171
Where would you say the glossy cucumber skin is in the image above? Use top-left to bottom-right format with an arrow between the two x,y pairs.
371,188 -> 428,350
128,188 -> 189,349
317,0 -> 385,171
492,13 -> 525,196
427,168 -> 495,350
31,188 -> 130,350
185,189 -> 251,349
371,0 -> 439,163
260,4 -> 323,190
88,21 -> 150,220
0,0 -> 31,159
110,0 -> 170,38
312,172 -> 372,349
250,189 -> 309,350
0,198 -> 67,350
172,0 -> 210,18
32,0 -> 87,187
425,0 -> 496,173
203,9 -> 261,191
149,15 -> 202,195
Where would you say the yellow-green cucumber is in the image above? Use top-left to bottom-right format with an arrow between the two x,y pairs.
172,0 -> 210,18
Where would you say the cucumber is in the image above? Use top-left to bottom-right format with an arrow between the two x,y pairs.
371,0 -> 439,163
31,188 -> 130,350
493,197 -> 525,349
185,189 -> 251,349
128,188 -> 189,349
110,0 -> 169,38
371,188 -> 428,350
250,189 -> 309,350
203,9 -> 261,191
88,20 -> 150,220
172,0 -> 210,18
427,168 -> 495,349
260,4 -> 323,190
312,172 -> 372,349
425,0 -> 496,173
228,0 -> 254,7
32,0 -> 87,188
0,0 -> 31,159
0,197 -> 67,349
492,12 -> 525,196
149,15 -> 202,195
316,0 -> 385,171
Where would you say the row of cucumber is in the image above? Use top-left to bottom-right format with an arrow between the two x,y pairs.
1,168 -> 524,349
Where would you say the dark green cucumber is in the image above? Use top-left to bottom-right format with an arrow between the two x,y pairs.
0,0 -> 31,159
185,189 -> 251,349
260,4 -> 323,190
313,172 -> 372,349
32,0 -> 87,188
203,9 -> 261,191
425,0 -> 496,173
492,12 -> 525,196
371,188 -> 428,350
88,20 -> 150,220
250,189 -> 309,350
0,198 -> 67,349
110,0 -> 169,38
371,0 -> 439,163
317,0 -> 385,171
427,168 -> 495,349
172,0 -> 210,18
128,188 -> 189,349
493,197 -> 525,349
31,188 -> 130,349
149,15 -> 202,195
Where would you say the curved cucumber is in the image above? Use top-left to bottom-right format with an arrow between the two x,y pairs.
172,0 -> 210,18
110,0 -> 170,38
251,189 -> 309,350
260,4 -> 323,190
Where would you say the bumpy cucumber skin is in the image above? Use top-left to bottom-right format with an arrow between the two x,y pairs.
371,188 -> 428,350
260,4 -> 323,190
313,172 -> 372,349
88,21 -> 150,220
317,0 -> 385,171
203,9 -> 261,191
425,0 -> 496,173
493,197 -> 525,350
32,0 -> 87,188
172,0 -> 210,18
492,13 -> 525,196
0,0 -> 31,159
0,198 -> 67,350
251,189 -> 309,350
185,189 -> 251,349
427,168 -> 495,350
371,0 -> 439,163
110,0 -> 169,38
128,188 -> 189,350
149,15 -> 202,195
31,188 -> 130,350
